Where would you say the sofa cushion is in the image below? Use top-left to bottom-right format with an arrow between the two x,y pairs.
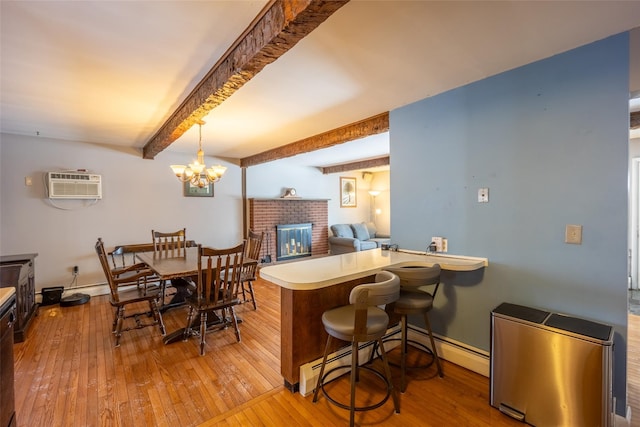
351,223 -> 370,241
359,240 -> 378,251
331,224 -> 353,238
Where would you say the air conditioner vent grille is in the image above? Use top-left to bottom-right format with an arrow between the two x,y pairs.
46,172 -> 102,199
49,173 -> 93,181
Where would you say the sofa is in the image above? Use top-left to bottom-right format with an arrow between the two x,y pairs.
329,222 -> 391,254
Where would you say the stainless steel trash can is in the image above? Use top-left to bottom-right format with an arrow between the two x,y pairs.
490,303 -> 613,426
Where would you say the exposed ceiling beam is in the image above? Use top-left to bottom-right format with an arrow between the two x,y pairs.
632,111 -> 640,130
242,108 -> 639,169
240,112 -> 389,167
143,0 -> 349,159
320,156 -> 390,174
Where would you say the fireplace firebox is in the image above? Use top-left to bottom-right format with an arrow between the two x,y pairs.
276,223 -> 312,261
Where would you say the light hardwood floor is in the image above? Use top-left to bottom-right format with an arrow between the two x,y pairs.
12,278 -> 638,426
628,313 -> 640,427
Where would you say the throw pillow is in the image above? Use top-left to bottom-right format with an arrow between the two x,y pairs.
351,223 -> 370,241
365,222 -> 377,238
331,224 -> 354,238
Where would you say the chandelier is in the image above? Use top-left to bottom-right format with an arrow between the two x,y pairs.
170,121 -> 226,188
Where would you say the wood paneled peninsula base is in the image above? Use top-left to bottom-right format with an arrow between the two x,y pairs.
260,248 -> 488,391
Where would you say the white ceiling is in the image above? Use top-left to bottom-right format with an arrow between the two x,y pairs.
2,1 -> 640,169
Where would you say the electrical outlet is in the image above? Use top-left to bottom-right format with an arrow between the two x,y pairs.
431,237 -> 444,252
73,265 -> 79,275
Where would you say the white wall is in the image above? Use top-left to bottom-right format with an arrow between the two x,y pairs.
0,133 -> 243,290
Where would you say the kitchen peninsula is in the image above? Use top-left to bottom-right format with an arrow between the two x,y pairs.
260,248 -> 488,391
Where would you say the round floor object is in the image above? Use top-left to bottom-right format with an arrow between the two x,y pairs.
60,292 -> 91,307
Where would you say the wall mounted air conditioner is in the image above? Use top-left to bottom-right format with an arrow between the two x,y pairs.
46,172 -> 102,199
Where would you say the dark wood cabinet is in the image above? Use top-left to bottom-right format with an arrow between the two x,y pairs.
0,254 -> 38,342
0,291 -> 16,427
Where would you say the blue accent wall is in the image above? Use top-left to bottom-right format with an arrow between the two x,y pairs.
390,33 -> 629,413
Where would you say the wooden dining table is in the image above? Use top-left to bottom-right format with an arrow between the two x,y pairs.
135,247 -> 199,343
136,247 -> 257,344
135,247 -> 198,313
136,247 -> 199,280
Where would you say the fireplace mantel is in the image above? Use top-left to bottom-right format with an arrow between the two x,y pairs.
250,198 -> 331,201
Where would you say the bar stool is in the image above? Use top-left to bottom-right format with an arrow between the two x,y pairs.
313,271 -> 401,427
383,264 -> 444,392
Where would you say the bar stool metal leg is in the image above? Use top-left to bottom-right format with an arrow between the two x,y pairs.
424,312 -> 443,377
313,335 -> 333,404
378,337 -> 401,413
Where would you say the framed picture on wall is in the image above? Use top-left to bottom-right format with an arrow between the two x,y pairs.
184,181 -> 214,197
340,177 -> 357,207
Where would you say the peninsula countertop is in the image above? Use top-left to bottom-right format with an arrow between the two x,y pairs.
260,248 -> 488,290
0,287 -> 16,308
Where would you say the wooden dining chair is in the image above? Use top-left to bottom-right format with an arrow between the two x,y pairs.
182,242 -> 246,356
161,239 -> 199,311
95,238 -> 166,347
109,243 -> 160,289
151,228 -> 187,257
238,229 -> 264,310
151,229 -> 194,307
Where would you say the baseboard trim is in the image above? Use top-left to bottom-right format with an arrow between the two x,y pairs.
407,325 -> 490,377
614,405 -> 631,426
299,324 -> 490,397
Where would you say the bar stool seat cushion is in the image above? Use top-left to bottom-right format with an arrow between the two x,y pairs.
322,305 -> 389,342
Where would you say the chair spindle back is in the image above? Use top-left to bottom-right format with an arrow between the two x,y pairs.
242,230 -> 264,278
152,228 -> 187,257
197,242 -> 246,306
96,238 -> 121,302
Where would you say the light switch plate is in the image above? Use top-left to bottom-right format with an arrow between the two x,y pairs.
478,188 -> 489,203
565,224 -> 582,244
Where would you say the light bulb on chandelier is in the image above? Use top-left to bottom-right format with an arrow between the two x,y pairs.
170,120 -> 226,188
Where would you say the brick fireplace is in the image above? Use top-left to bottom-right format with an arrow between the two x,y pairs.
248,198 -> 329,263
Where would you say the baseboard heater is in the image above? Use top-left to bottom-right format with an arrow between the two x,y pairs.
299,323 -> 492,397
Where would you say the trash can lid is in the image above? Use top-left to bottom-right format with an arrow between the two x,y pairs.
492,302 -> 549,324
545,313 -> 613,342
